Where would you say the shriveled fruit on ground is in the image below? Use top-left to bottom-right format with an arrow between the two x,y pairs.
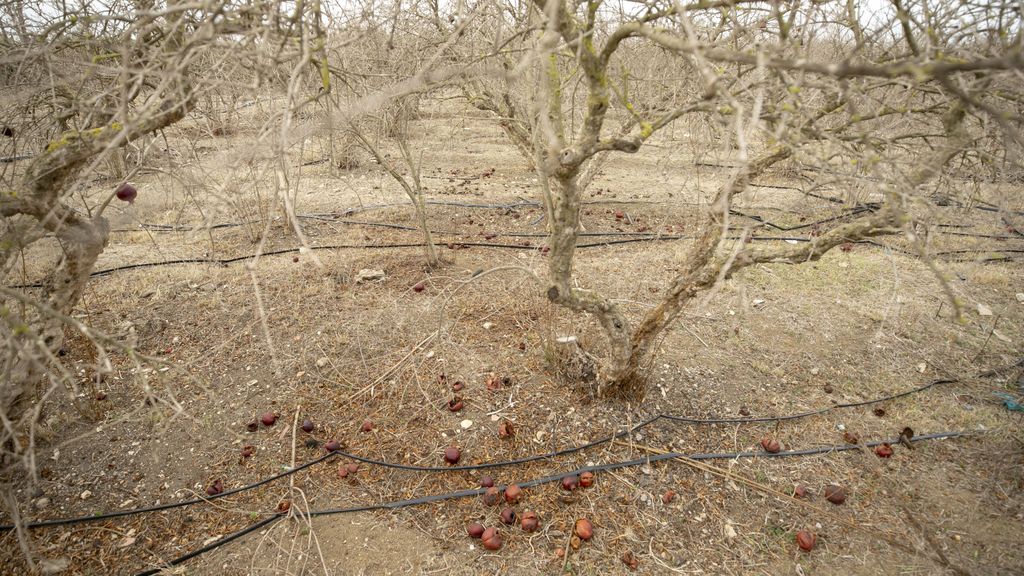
205,480 -> 224,496
467,523 -> 485,538
796,530 -> 816,552
504,484 -> 522,504
481,527 -> 503,550
662,490 -> 676,504
360,419 -> 374,432
448,397 -> 464,412
241,445 -> 255,458
482,486 -> 501,506
793,485 -> 808,499
761,436 -> 781,453
875,443 -> 894,458
824,485 -> 847,505
843,430 -> 860,444
561,475 -> 578,491
622,550 -> 639,570
574,518 -> 594,540
520,511 -> 539,532
500,507 -> 516,525
579,471 -> 595,488
498,420 -> 514,438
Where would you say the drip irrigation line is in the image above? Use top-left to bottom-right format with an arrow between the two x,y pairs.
134,431 -> 963,576
1,379 -> 956,532
10,229 -> 1021,290
133,514 -> 280,576
0,452 -> 337,531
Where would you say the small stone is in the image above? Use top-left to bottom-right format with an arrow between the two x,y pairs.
315,357 -> 329,368
482,322 -> 495,330
460,419 -> 473,429
80,490 -> 93,500
810,367 -> 819,376
355,269 -> 386,283
33,497 -> 50,509
1015,293 -> 1024,304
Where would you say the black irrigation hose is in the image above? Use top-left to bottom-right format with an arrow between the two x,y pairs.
1,379 -> 956,531
0,452 -> 338,531
134,431 -> 963,576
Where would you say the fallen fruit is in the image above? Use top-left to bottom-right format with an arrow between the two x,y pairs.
574,518 -> 594,540
662,490 -> 676,504
277,500 -> 291,514
614,210 -> 624,219
337,466 -> 349,478
500,507 -> 517,525
480,475 -> 495,488
448,397 -> 464,412
793,485 -> 808,499
324,440 -> 341,452
481,527 -> 503,550
206,480 -> 224,496
241,445 -> 255,458
498,420 -> 514,438
738,406 -> 750,417
443,446 -> 461,464
467,523 -> 485,538
579,471 -> 595,488
301,419 -> 314,433
875,443 -> 894,458
413,281 -> 426,292
843,430 -> 860,444
246,421 -> 259,432
824,485 -> 847,505
504,484 -> 522,504
520,510 -> 539,532
452,381 -> 464,392
482,486 -> 501,506
796,530 -> 816,552
761,436 -> 781,453
115,183 -> 137,204
561,475 -> 579,491
260,412 -> 277,426
873,408 -> 886,417
360,419 -> 374,432
622,550 -> 639,570
345,463 -> 359,474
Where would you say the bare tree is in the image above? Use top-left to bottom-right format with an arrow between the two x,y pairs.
461,0 -> 1022,398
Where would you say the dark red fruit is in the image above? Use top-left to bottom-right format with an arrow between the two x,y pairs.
504,484 -> 522,504
662,490 -> 676,504
574,518 -> 593,540
824,485 -> 847,505
277,500 -> 291,514
413,281 -> 426,293
448,397 -> 464,412
500,507 -> 516,525
796,530 -> 816,552
443,446 -> 461,464
241,445 -> 255,458
498,420 -> 514,438
260,412 -> 277,426
482,486 -> 501,506
337,465 -> 349,479
622,550 -> 639,570
875,443 -> 894,458
520,510 -> 539,532
324,440 -> 341,452
480,476 -> 495,488
345,463 -> 359,474
205,479 -> 224,496
481,527 -> 502,550
793,485 -> 808,499
360,419 -> 374,432
467,522 -> 485,538
301,419 -> 314,433
761,436 -> 781,453
452,381 -> 464,392
579,471 -> 594,488
561,475 -> 578,491
115,183 -> 137,204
